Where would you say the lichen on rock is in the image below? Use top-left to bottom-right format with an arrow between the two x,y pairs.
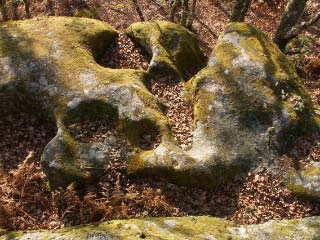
0,17 -> 172,189
1,18 -> 319,193
285,161 -> 320,202
3,216 -> 320,239
125,21 -> 205,78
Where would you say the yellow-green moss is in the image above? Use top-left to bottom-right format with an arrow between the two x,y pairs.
286,182 -> 320,202
125,21 -> 205,78
304,166 -> 320,176
4,216 -> 320,240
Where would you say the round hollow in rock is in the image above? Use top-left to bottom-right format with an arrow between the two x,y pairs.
121,118 -> 161,150
98,33 -> 150,71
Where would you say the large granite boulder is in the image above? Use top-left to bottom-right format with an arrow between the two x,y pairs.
285,162 -> 320,202
1,16 -> 320,240
0,17 -> 319,194
0,17 -> 203,189
129,23 -> 319,189
2,216 -> 320,239
125,21 -> 205,77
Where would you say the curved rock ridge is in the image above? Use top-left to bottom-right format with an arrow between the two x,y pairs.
0,17 -> 203,189
0,17 -> 319,192
125,21 -> 205,78
2,216 -> 320,239
128,23 -> 320,189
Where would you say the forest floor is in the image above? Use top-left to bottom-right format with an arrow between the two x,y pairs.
0,0 -> 319,232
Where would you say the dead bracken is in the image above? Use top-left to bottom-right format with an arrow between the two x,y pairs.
0,106 -> 319,232
1,106 -> 319,232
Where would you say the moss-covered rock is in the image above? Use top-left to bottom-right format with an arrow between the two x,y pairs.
125,21 -> 205,78
1,18 -> 320,240
188,22 -> 318,180
0,17 -> 174,189
128,23 -> 319,189
1,18 -> 318,192
2,216 -> 320,239
284,162 -> 320,202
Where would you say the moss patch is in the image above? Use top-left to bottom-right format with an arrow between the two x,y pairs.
3,216 -> 320,240
125,21 -> 205,78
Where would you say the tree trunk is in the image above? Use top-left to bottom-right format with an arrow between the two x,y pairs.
0,0 -> 8,21
187,0 -> 196,29
230,0 -> 252,22
132,0 -> 145,21
10,0 -> 18,20
273,0 -> 308,50
169,0 -> 180,22
45,0 -> 55,16
180,0 -> 189,27
22,0 -> 30,18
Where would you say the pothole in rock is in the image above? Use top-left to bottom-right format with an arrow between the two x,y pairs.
121,118 -> 161,151
149,74 -> 194,150
139,128 -> 161,150
67,119 -> 132,179
98,33 -> 150,71
67,118 -> 118,143
0,111 -> 57,173
67,118 -> 160,151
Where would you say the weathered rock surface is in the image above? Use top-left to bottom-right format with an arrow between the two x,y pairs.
125,21 -> 205,77
1,16 -> 320,240
0,17 -> 204,189
285,162 -> 320,202
2,216 -> 320,239
0,17 -> 319,193
0,17 -> 160,189
129,23 -> 319,190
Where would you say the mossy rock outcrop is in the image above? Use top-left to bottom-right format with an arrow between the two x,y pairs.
187,22 -> 318,160
285,162 -> 320,202
0,17 -> 319,193
1,16 -> 320,240
128,23 -> 319,190
2,216 -> 320,239
125,21 -> 205,77
0,17 -> 204,189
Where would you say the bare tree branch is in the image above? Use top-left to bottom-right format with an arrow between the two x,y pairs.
169,0 -> 181,22
180,0 -> 189,27
286,11 -> 320,40
187,0 -> 197,29
132,0 -> 145,21
194,15 -> 218,38
211,0 -> 230,17
230,0 -> 252,22
22,0 -> 31,18
148,0 -> 168,13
